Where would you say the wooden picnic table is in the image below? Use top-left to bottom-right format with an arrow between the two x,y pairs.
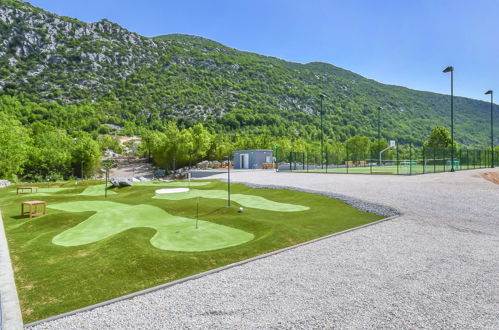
21,201 -> 47,218
17,186 -> 38,194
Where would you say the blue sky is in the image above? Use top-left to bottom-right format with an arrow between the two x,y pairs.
29,0 -> 499,102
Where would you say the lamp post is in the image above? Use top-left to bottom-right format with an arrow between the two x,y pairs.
319,93 -> 327,169
485,90 -> 494,168
105,167 -> 109,198
377,106 -> 383,142
443,66 -> 455,172
224,155 -> 231,208
377,106 -> 383,166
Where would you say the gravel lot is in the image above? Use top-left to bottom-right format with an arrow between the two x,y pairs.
31,169 -> 499,329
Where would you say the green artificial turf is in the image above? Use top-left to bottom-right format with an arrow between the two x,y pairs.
154,189 -> 309,212
294,164 -> 471,175
79,184 -> 117,196
12,187 -> 73,197
135,181 -> 211,187
50,201 -> 253,252
0,180 -> 382,323
78,181 -> 210,197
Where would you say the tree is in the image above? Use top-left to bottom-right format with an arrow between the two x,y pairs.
26,123 -> 74,180
370,138 -> 388,155
324,141 -> 346,164
346,136 -> 370,161
424,126 -> 458,149
97,135 -> 123,154
71,133 -> 101,178
0,113 -> 31,181
208,134 -> 234,161
189,124 -> 212,166
370,138 -> 391,160
140,130 -> 165,162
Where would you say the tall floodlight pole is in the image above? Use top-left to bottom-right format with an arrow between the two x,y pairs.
320,93 -> 327,169
377,106 -> 382,142
485,90 -> 494,168
443,66 -> 455,172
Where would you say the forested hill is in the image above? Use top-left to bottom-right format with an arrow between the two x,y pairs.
0,0 -> 497,146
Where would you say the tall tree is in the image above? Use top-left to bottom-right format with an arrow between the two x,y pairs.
424,126 -> 457,149
346,136 -> 371,161
0,113 -> 31,181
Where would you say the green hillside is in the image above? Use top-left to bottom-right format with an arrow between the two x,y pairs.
0,0 -> 497,146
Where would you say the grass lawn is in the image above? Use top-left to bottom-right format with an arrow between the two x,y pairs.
0,180 -> 382,323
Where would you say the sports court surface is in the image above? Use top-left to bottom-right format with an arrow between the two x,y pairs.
29,168 -> 499,329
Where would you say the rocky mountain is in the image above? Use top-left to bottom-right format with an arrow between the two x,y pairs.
0,0 -> 496,145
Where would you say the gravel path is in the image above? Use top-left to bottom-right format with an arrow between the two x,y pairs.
31,169 -> 499,329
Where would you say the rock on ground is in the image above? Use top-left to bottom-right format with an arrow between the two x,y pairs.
110,177 -> 133,187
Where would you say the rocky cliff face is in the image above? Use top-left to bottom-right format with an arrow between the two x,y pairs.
0,0 -> 321,118
0,1 -> 168,101
0,0 -> 495,144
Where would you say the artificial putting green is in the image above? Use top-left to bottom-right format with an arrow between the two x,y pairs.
78,181 -> 210,197
154,189 -> 309,212
134,181 -> 211,187
79,184 -> 117,196
11,187 -> 73,197
0,180 -> 383,323
50,201 -> 253,252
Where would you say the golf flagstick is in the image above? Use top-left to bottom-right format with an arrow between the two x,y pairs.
196,197 -> 199,229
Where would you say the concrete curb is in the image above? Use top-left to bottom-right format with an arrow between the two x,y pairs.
0,211 -> 24,330
25,210 -> 400,328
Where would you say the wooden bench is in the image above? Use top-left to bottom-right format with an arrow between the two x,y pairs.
21,201 -> 47,218
17,186 -> 38,194
262,163 -> 275,169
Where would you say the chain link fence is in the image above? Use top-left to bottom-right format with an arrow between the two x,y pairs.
276,146 -> 497,175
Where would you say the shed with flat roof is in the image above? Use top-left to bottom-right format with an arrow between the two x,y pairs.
233,149 -> 274,169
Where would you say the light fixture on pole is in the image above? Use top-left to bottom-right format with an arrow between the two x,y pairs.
319,93 -> 327,169
377,106 -> 383,142
485,90 -> 494,168
443,66 -> 455,172
103,162 -> 113,198
377,106 -> 383,166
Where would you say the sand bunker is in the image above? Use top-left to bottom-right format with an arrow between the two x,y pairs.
155,188 -> 189,194
135,181 -> 210,187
